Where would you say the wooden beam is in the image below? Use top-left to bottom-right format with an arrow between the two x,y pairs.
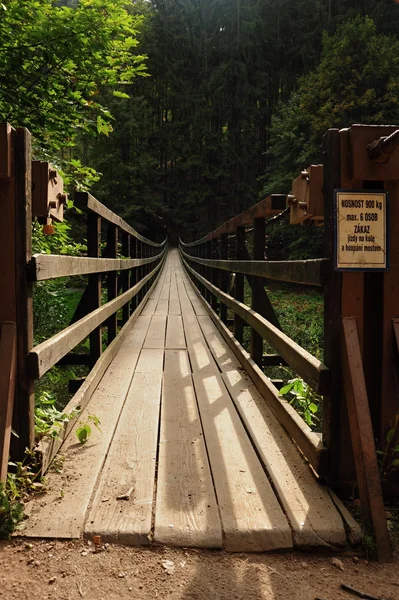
75,192 -> 166,248
0,322 -> 16,481
28,259 -> 164,379
342,317 -> 392,563
37,261 -> 165,474
181,194 -> 286,246
180,251 -> 328,286
182,257 -> 329,394
185,277 -> 326,474
14,128 -> 35,453
30,253 -> 164,281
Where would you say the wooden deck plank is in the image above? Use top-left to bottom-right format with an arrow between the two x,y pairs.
155,298 -> 169,315
21,318 -> 151,538
165,316 -> 186,349
192,371 -> 293,551
221,369 -> 346,549
85,349 -> 164,545
154,350 -> 223,548
159,282 -> 170,300
143,315 -> 167,349
197,315 -> 242,372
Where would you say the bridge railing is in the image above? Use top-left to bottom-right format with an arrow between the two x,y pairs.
179,201 -> 330,476
0,125 -> 167,477
30,194 -> 167,471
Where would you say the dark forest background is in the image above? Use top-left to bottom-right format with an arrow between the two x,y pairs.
2,0 -> 399,243
83,0 -> 399,242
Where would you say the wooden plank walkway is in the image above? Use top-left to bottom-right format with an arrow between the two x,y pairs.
20,249 -> 357,551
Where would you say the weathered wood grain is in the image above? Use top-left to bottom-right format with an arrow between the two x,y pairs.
21,321 -> 151,538
182,256 -> 329,395
181,253 -> 329,287
143,315 -> 167,349
29,260 -> 163,378
75,192 -> 166,248
154,350 -> 223,548
30,252 -> 165,281
165,316 -> 186,349
193,371 -> 293,552
222,369 -> 346,549
186,275 -> 326,474
85,349 -> 164,545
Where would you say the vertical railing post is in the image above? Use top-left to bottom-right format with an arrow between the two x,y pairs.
210,238 -> 218,312
14,128 -> 34,454
251,218 -> 266,366
220,233 -> 228,324
323,128 -> 343,487
234,227 -> 246,344
121,232 -> 130,325
106,224 -> 118,342
137,240 -> 143,302
87,213 -> 102,365
130,236 -> 137,314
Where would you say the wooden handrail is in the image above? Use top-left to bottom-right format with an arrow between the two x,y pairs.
180,247 -> 329,287
182,255 -> 330,394
30,250 -> 165,281
28,254 -> 165,378
75,192 -> 167,248
181,194 -> 286,246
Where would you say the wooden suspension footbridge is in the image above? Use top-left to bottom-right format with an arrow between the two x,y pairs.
1,123 -> 399,561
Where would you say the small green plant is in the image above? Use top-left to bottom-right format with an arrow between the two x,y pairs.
76,415 -> 102,444
0,450 -> 45,539
280,377 -> 321,428
35,391 -> 80,441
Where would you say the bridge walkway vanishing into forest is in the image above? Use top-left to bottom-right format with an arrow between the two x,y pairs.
19,250 -> 359,552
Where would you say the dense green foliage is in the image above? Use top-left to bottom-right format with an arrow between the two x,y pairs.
81,0 -> 399,241
265,16 -> 399,193
0,0 -> 147,181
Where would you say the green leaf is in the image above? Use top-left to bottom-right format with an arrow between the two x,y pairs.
386,428 -> 395,443
309,403 -> 318,414
76,425 -> 91,444
112,90 -> 130,99
280,383 -> 294,395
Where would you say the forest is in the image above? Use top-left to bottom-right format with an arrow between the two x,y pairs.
1,0 -> 399,244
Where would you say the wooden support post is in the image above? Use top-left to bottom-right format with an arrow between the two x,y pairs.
121,232 -> 130,325
322,128 -> 344,488
251,218 -> 266,366
106,223 -> 118,343
130,237 -> 137,314
14,128 -> 35,454
342,317 -> 392,563
87,214 -> 102,365
137,241 -> 143,303
234,227 -> 246,344
220,234 -> 228,324
210,239 -> 218,311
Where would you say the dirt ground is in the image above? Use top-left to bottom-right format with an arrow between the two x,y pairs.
0,539 -> 398,600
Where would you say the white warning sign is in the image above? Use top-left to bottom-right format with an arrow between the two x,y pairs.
334,191 -> 388,271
